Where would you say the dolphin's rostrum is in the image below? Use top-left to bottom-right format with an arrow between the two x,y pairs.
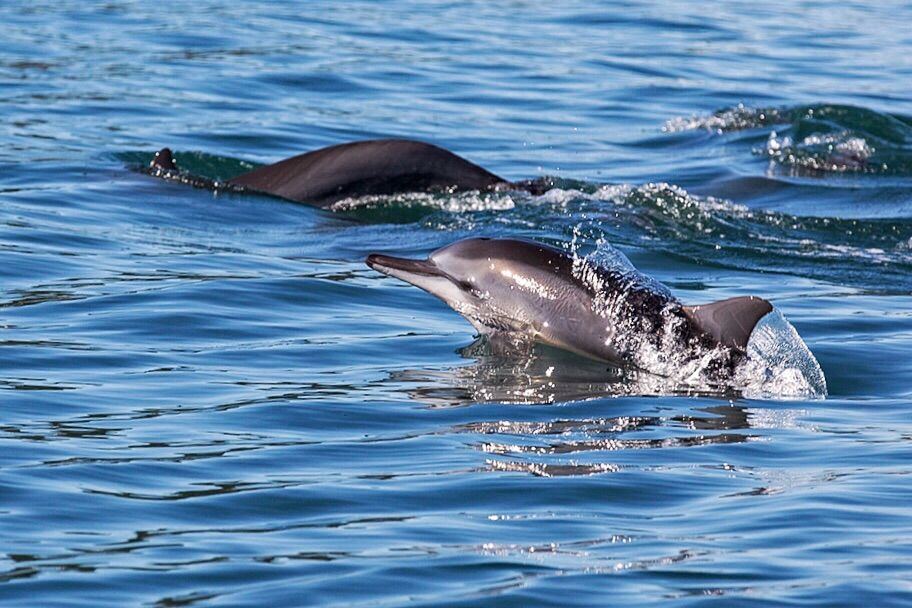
366,238 -> 773,374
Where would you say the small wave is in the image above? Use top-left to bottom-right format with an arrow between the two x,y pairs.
759,130 -> 881,174
663,104 -> 787,133
664,103 -> 912,139
583,182 -> 912,293
664,103 -> 912,176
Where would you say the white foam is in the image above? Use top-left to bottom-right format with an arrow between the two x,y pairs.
662,104 -> 780,133
330,190 -> 520,212
761,130 -> 874,172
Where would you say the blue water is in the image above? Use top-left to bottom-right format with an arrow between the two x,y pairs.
3,1 -> 912,605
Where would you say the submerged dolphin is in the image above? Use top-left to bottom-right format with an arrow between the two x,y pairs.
366,238 -> 773,373
149,139 -> 549,207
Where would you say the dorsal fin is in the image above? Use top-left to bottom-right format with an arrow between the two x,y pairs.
682,296 -> 773,351
150,148 -> 177,172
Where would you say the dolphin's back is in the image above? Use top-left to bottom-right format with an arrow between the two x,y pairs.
228,139 -> 507,207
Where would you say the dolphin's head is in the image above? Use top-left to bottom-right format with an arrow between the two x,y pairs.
366,237 -> 534,292
367,238 -> 546,333
366,237 -> 580,338
366,239 -> 488,314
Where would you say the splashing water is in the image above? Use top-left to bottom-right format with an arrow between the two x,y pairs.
331,190 -> 521,213
566,240 -> 827,399
760,130 -> 880,174
738,310 -> 828,399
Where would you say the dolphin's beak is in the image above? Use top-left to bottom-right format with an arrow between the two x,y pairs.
366,254 -> 443,280
366,253 -> 470,308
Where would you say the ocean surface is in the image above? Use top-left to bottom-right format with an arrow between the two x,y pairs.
3,1 -> 912,605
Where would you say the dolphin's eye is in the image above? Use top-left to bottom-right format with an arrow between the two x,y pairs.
454,279 -> 482,298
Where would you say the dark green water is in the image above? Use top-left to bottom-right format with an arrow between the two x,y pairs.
2,1 -> 912,606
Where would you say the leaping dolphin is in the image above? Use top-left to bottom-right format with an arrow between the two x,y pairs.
366,238 -> 773,374
149,139 -> 550,207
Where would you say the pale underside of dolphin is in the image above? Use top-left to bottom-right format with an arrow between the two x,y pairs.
366,237 -> 773,372
149,139 -> 550,207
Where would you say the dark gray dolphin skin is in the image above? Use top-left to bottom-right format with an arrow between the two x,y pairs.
150,139 -> 549,207
366,238 -> 773,370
